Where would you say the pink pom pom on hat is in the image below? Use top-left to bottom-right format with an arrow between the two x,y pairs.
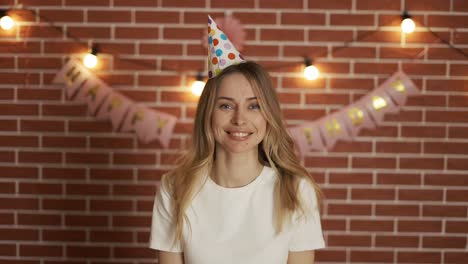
207,15 -> 246,79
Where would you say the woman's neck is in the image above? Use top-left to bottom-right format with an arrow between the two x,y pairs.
211,150 -> 264,188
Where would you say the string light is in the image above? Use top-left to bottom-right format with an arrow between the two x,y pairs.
83,45 -> 99,69
401,11 -> 415,34
303,57 -> 319,80
0,9 -> 15,30
191,72 -> 205,96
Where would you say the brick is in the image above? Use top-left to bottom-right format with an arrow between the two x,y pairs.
39,9 -> 83,22
322,219 -> 346,231
352,157 -> 396,169
42,199 -> 86,211
309,0 -> 351,9
66,0 -> 109,5
43,230 -> 86,242
69,120 -> 113,133
137,169 -> 165,181
330,141 -> 373,153
96,42 -> 135,54
427,79 -> 466,92
376,204 -> 420,217
399,189 -> 443,201
88,10 -> 131,23
112,215 -> 151,227
448,158 -> 468,171
333,47 -> 376,59
351,188 -> 395,201
139,74 -> 181,86
0,228 -> 39,240
0,244 -> 16,256
350,220 -> 394,232
18,88 -> 61,100
0,213 -> 14,224
65,152 -> 109,164
305,156 -> 348,168
243,45 -> 279,57
139,43 -> 183,55
328,203 -> 372,216
428,47 -> 468,60
406,94 -> 446,107
115,27 -> 159,39
42,136 -> 86,148
90,168 -> 134,181
305,93 -> 349,105
0,41 -> 41,53
21,120 -> 65,132
90,231 -> 134,243
113,184 -> 156,197
329,78 -> 373,90
67,26 -> 111,38
163,27 -> 203,40
42,167 -> 86,180
282,108 -> 325,121
17,57 -> 63,69
447,190 -> 468,202
137,200 -> 154,212
0,166 -> 38,179
19,151 -> 62,163
322,187 -> 347,199
453,0 -> 468,11
0,135 -> 38,147
350,250 -> 394,262
67,246 -> 110,258
261,29 -> 304,41
20,245 -> 63,257
113,153 -> 156,165
449,95 -> 468,107
360,125 -> 398,137
328,235 -> 371,247
427,15 -> 467,28
398,220 -> 442,233
329,172 -> 373,184
0,119 -> 17,131
212,0 -> 254,8
357,0 -> 400,10
42,104 -> 87,116
449,126 -> 468,139
18,213 -> 61,226
425,142 -> 468,155
0,103 -> 39,115
375,235 -> 419,247
376,141 -> 421,153
19,183 -> 62,195
398,252 -> 441,263
66,184 -> 109,196
423,205 -> 466,218
282,76 -> 326,89
400,157 -> 444,170
380,47 -> 425,59
402,125 -> 445,138
90,137 -> 133,149
0,151 -> 14,162
281,13 -> 325,25
231,12 -> 277,25
377,173 -> 421,185
65,215 -> 108,227
446,221 -> 468,233
331,14 -> 374,26
259,0 -> 303,8
445,252 -> 468,263
114,0 -> 157,6
282,45 -> 327,58
90,199 -> 133,211
315,249 -> 347,262
425,173 -> 468,187
357,30 -> 401,43
451,64 -> 468,76
19,0 -> 60,5
161,0 -> 205,7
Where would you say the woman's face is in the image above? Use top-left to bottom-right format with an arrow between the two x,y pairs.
211,73 -> 267,156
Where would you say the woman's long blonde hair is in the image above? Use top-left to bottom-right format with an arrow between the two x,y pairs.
162,61 -> 321,243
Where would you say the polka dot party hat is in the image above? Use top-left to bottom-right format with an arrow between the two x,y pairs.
207,15 -> 246,79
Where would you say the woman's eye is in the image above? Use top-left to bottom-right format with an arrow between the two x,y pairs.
249,104 -> 260,110
219,104 -> 234,110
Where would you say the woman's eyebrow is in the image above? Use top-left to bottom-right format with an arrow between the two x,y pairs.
216,96 -> 258,101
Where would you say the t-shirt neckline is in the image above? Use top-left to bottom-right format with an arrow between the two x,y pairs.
207,165 -> 267,192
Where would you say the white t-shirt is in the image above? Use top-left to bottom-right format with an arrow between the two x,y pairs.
150,166 -> 325,264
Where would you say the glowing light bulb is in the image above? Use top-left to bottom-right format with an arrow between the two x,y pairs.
0,15 -> 14,30
191,80 -> 205,96
83,53 -> 98,68
304,65 -> 319,80
401,18 -> 415,34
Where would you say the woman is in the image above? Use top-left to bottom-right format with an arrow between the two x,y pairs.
150,61 -> 325,264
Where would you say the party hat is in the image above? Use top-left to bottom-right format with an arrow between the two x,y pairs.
207,15 -> 246,78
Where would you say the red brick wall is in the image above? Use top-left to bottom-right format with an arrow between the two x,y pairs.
1,0 -> 467,263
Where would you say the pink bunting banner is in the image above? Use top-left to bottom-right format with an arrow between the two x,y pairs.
53,59 -> 178,148
289,70 -> 420,155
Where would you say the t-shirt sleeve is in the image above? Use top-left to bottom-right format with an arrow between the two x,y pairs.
149,181 -> 183,252
289,179 -> 325,251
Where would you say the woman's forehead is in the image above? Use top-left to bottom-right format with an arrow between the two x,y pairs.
217,73 -> 257,99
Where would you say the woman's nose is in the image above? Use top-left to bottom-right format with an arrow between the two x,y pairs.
231,108 -> 247,125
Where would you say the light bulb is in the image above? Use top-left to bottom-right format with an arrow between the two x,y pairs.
304,65 -> 319,80
191,80 -> 205,96
0,15 -> 14,30
83,53 -> 98,68
401,18 -> 415,34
